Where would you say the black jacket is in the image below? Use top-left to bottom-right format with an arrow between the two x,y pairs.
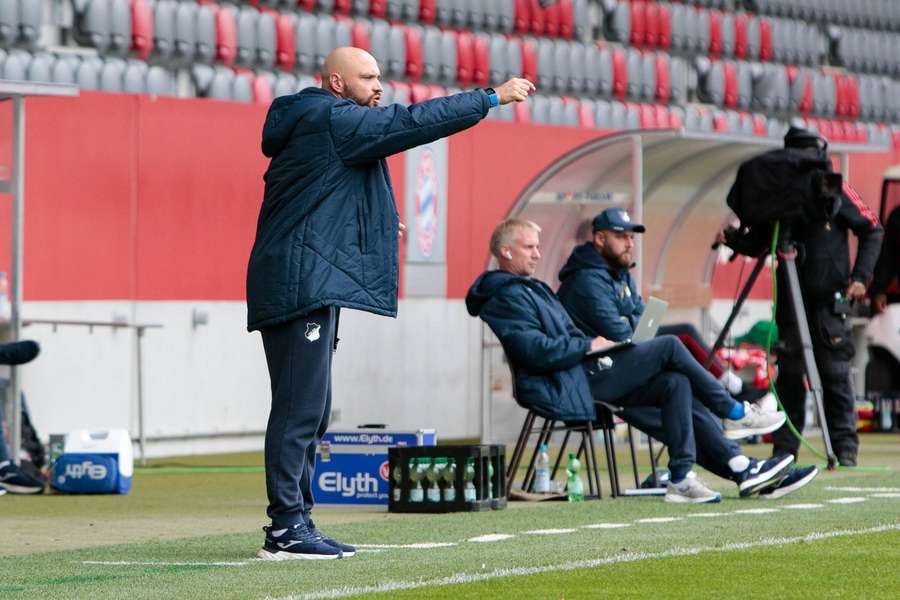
246,87 -> 489,331
871,205 -> 900,296
466,270 -> 595,422
557,242 -> 643,340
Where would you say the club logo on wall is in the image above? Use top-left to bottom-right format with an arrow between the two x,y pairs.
415,148 -> 439,258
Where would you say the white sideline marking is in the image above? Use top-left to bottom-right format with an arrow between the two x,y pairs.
467,534 -> 516,543
783,504 -> 823,510
284,524 -> 900,600
582,523 -> 632,529
355,543 -> 456,549
523,528 -> 578,535
635,517 -> 682,524
870,493 -> 900,499
733,508 -> 780,515
80,561 -> 250,567
828,497 -> 867,504
687,513 -> 728,518
826,486 -> 900,493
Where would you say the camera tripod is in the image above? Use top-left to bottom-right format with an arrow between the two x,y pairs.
706,227 -> 838,470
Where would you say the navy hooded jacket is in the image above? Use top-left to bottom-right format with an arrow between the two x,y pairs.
557,242 -> 644,341
247,87 -> 490,331
466,270 -> 596,422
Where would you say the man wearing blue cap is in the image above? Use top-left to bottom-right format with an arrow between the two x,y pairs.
558,208 -> 818,499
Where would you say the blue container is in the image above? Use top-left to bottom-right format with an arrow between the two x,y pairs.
313,429 -> 436,505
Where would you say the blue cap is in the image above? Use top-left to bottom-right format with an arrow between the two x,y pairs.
591,208 -> 645,233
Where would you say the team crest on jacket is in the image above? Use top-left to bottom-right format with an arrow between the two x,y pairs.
305,323 -> 321,342
415,149 -> 439,257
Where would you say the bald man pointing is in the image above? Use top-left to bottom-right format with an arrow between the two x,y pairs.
247,47 -> 534,560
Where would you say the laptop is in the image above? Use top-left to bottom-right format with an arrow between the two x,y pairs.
586,297 -> 669,355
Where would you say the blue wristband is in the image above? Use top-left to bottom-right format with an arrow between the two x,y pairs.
485,88 -> 499,108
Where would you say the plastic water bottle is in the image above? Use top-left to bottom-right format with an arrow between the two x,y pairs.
442,458 -> 457,502
426,457 -> 445,502
566,453 -> 584,502
464,457 -> 477,502
391,461 -> 404,502
533,443 -> 551,493
408,458 -> 425,502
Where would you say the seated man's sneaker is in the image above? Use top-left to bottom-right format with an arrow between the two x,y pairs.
837,454 -> 857,468
723,402 -> 787,440
0,461 -> 45,494
665,472 -> 722,504
759,465 -> 818,500
308,520 -> 356,558
734,455 -> 793,497
257,523 -> 343,561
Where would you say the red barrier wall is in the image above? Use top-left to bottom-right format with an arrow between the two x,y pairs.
0,93 -> 893,302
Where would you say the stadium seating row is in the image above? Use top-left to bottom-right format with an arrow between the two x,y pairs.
0,0 -> 40,48
833,27 -> 900,77
747,0 -> 900,32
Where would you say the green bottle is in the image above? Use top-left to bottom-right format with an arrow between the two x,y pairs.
464,457 -> 477,502
442,458 -> 457,502
566,453 -> 584,502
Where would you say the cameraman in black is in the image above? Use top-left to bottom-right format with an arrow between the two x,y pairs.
770,127 -> 883,466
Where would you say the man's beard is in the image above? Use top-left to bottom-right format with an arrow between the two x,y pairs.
603,248 -> 631,268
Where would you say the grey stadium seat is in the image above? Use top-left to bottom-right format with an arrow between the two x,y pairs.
154,0 -> 177,64
583,43 -> 600,95
236,7 -> 259,67
403,0 -> 420,22
737,60 -> 752,110
505,36 -> 521,81
422,26 -> 441,82
173,2 -> 196,65
123,60 -> 149,94
489,34 -> 507,86
335,19 -> 351,49
435,0 -> 452,27
2,49 -> 28,80
561,99 -> 578,127
625,103 -> 640,129
565,41 -> 584,94
257,10 -> 276,69
206,66 -> 233,100
640,52 -> 656,101
498,0 -> 514,33
379,80 -> 393,105
390,81 -> 410,106
573,0 -> 588,41
18,0 -> 42,49
696,57 -> 724,106
74,0 -> 111,53
746,17 -> 760,60
530,94 -> 550,124
387,24 -> 405,79
536,38 -> 553,91
297,13 -> 317,73
595,99 -> 612,128
670,56 -> 688,105
52,54 -> 80,84
671,4 -> 687,51
26,52 -> 53,83
233,72 -> 254,103
147,65 -> 175,96
483,0 -> 499,31
318,0 -> 336,13
387,0 -> 404,21
695,9 -> 711,55
100,57 -> 126,92
108,0 -> 132,57
369,19 -> 389,74
274,73 -> 298,98
608,2 -> 629,44
315,15 -> 336,71
195,4 -> 216,64
596,44 -> 613,97
721,14 -> 734,58
439,30 -> 457,84
353,0 -> 371,16
76,56 -> 103,90
547,96 -> 565,125
468,0 -> 485,30
626,48 -> 642,100
451,0 -> 467,29
610,101 -> 627,129
0,0 -> 17,47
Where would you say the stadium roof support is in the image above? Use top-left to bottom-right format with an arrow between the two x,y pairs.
0,82 -> 78,466
506,128 -> 889,307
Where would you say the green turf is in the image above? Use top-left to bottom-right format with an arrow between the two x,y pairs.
0,435 -> 898,599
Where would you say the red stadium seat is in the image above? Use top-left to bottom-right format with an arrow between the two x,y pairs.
473,33 -> 490,87
405,26 -> 423,81
847,75 -> 860,118
410,82 -> 430,103
131,0 -> 154,61
654,104 -> 669,127
558,0 -> 574,40
713,112 -> 729,132
215,5 -> 237,66
733,14 -> 747,59
529,0 -> 545,36
657,3 -> 671,49
639,103 -> 656,128
297,0 -> 315,11
427,84 -> 445,98
514,0 -> 530,34
723,60 -> 737,107
253,73 -> 273,104
834,73 -> 847,116
420,0 -> 436,24
655,53 -> 670,103
456,30 -> 474,85
629,0 -> 646,47
709,10 -> 722,58
758,17 -> 772,61
578,99 -> 595,128
521,38 -> 537,83
612,46 -> 627,99
752,114 -> 767,136
370,0 -> 386,19
543,0 -> 560,38
276,13 -> 296,71
645,3 -> 659,49
668,107 -> 683,128
514,101 -> 531,123
351,20 -> 370,51
334,0 -> 352,15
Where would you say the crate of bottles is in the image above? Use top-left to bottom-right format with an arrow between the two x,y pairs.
387,445 -> 507,513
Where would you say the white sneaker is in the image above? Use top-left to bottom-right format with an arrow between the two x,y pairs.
724,401 -> 786,440
756,392 -> 778,414
665,472 -> 722,504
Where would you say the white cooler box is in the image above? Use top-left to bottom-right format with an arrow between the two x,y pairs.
51,429 -> 133,494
